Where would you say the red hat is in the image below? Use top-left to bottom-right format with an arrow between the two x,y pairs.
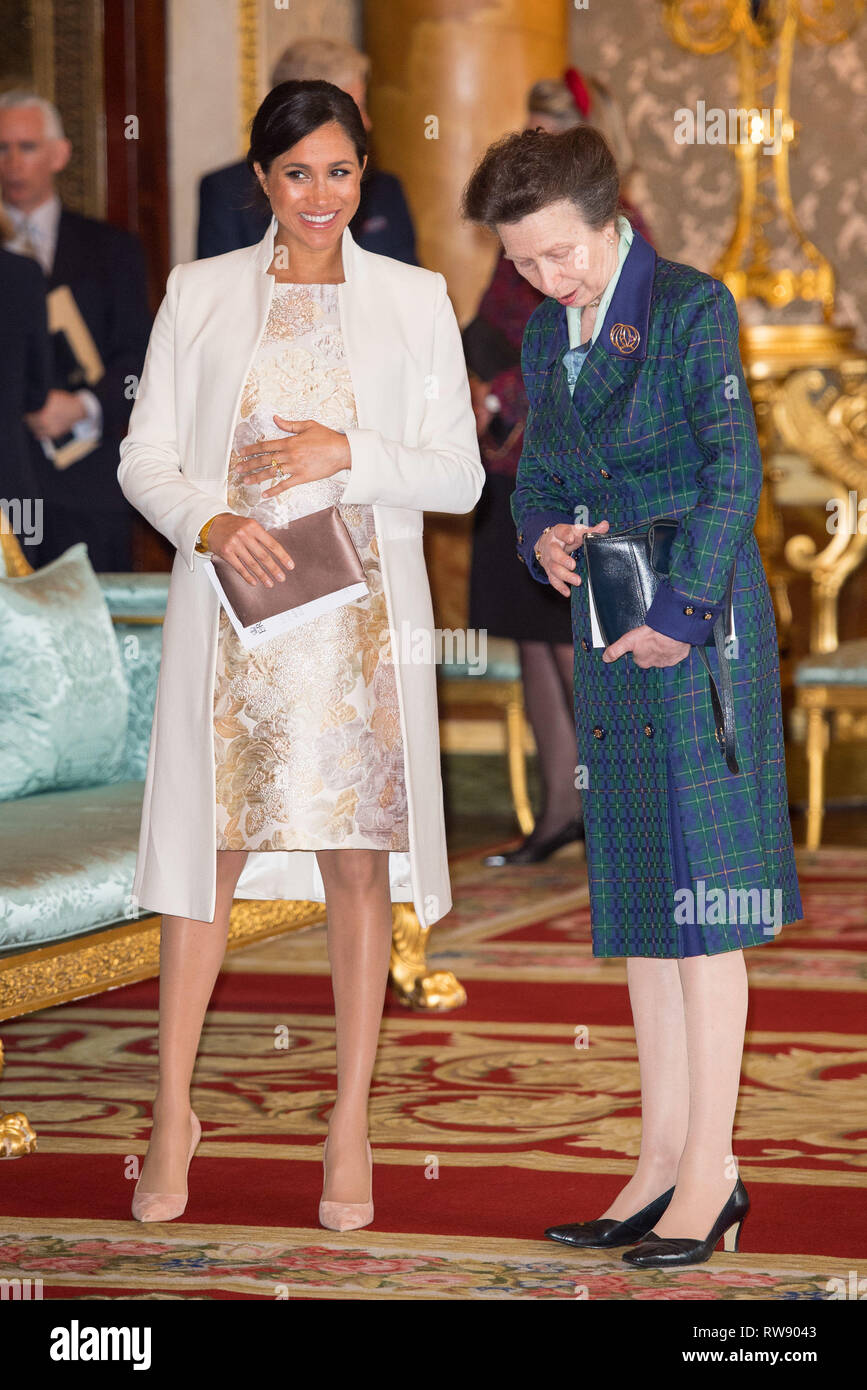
564,66 -> 592,118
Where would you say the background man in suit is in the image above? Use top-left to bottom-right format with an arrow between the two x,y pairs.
0,229 -> 51,560
197,37 -> 417,266
0,90 -> 151,571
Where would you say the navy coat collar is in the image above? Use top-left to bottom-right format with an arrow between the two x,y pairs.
543,225 -> 656,368
537,226 -> 657,442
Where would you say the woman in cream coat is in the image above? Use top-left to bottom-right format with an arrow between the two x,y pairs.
117,80 -> 483,1228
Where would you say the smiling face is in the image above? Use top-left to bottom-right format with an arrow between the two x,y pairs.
498,198 -> 617,307
253,119 -> 366,255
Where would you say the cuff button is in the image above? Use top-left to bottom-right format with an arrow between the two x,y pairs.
592,726 -> 605,739
600,468 -> 611,479
643,723 -> 654,736
581,637 -> 589,651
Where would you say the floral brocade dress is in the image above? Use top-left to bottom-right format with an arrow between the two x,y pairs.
212,280 -> 409,854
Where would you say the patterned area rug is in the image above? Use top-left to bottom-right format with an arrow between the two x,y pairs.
1,842 -> 864,1300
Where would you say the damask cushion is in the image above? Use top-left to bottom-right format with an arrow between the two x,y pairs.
438,635 -> 521,681
107,621 -> 164,782
0,541 -> 129,800
794,640 -> 867,685
97,572 -> 169,620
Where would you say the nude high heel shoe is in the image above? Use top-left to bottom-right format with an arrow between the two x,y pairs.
319,1137 -> 374,1232
132,1109 -> 202,1223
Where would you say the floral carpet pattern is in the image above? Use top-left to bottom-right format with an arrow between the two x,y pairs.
0,842 -> 864,1299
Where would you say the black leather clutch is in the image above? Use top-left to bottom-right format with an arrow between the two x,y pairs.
583,517 -> 739,774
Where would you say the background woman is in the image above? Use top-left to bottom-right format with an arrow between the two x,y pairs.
465,69 -> 652,865
118,80 -> 483,1232
461,125 -> 802,1266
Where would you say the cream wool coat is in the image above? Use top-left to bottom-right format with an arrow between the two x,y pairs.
117,215 -> 484,926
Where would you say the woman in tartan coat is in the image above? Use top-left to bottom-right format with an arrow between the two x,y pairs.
462,125 -> 802,1267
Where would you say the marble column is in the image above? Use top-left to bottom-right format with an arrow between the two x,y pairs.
364,0 -> 566,322
364,1 -> 565,633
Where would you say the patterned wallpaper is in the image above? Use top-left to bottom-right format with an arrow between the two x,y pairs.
230,3 -> 867,341
567,4 -> 867,342
262,0 -> 361,56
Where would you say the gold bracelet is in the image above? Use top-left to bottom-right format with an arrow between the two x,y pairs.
195,514 -> 219,554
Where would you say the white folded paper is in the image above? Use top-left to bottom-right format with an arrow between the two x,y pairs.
201,558 -> 368,651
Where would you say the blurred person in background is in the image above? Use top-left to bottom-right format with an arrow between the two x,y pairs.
466,69 -> 653,866
197,37 -> 417,266
0,205 -> 51,557
0,90 -> 151,572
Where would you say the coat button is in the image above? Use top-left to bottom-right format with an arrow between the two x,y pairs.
517,530 -> 524,543
683,604 -> 695,615
553,473 -> 564,485
592,726 -> 605,739
600,468 -> 611,479
517,551 -> 526,564
703,611 -> 713,620
644,723 -> 654,736
581,637 -> 589,651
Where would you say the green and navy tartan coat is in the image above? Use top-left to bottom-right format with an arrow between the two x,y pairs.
511,227 -> 803,957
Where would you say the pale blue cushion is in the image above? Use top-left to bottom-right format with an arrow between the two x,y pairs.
98,574 -> 168,782
439,636 -> 521,681
0,542 -> 129,800
107,622 -> 164,782
98,573 -> 169,619
0,780 -> 147,953
794,639 -> 867,686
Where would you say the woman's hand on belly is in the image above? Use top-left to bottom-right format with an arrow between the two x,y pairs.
234,414 -> 352,496
206,513 -> 295,588
602,624 -> 690,669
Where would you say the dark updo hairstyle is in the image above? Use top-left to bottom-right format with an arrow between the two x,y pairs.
244,79 -> 367,212
461,124 -> 626,233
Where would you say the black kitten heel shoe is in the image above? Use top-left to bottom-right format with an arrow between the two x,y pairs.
544,1185 -> 675,1249
621,1177 -> 750,1268
483,817 -> 585,867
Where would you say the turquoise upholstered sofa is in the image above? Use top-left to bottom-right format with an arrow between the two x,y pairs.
0,533 -> 190,1155
0,527 -> 461,1157
0,562 -> 170,960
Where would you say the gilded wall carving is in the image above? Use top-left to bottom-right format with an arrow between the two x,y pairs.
568,4 -> 866,339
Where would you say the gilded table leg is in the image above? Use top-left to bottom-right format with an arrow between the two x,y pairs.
805,703 -> 828,851
0,1039 -> 38,1159
506,692 -> 535,837
388,903 -> 466,1011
